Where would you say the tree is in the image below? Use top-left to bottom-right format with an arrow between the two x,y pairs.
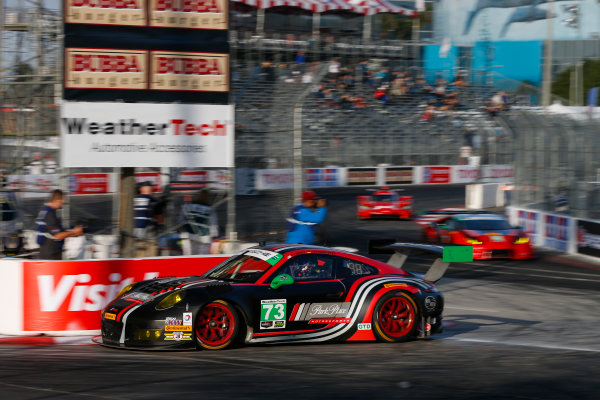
551,59 -> 600,104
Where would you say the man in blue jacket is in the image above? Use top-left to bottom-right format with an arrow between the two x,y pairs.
286,190 -> 327,245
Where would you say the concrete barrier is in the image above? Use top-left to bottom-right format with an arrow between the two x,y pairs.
0,255 -> 229,336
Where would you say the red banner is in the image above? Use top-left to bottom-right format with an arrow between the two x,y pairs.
69,173 -> 110,195
22,256 -> 228,332
423,166 -> 451,184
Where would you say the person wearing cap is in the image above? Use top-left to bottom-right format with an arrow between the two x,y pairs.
35,189 -> 83,260
285,190 -> 327,245
133,181 -> 158,240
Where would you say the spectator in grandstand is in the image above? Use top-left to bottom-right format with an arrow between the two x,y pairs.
374,85 -> 390,105
286,190 -> 327,245
358,60 -> 370,85
328,58 -> 340,80
451,71 -> 469,88
35,189 -> 83,260
178,190 -> 219,254
260,61 -> 276,82
351,95 -> 366,110
420,105 -> 435,122
486,91 -> 508,116
294,51 -> 306,66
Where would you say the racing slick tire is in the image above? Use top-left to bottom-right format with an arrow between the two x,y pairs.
195,300 -> 241,350
372,291 -> 419,343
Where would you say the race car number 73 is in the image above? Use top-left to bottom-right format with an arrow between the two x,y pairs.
261,299 -> 287,321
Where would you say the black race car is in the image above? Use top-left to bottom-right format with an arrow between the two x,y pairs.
101,243 -> 471,350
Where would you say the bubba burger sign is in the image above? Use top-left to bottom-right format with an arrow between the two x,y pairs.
8,256 -> 227,333
60,101 -> 234,167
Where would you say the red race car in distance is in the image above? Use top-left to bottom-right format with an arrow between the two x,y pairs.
357,187 -> 412,220
415,210 -> 535,260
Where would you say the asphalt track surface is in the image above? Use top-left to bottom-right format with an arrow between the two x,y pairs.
3,184 -> 600,399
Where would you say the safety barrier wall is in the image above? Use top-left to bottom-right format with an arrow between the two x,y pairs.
506,206 -> 600,258
0,255 -> 229,336
253,165 -> 514,190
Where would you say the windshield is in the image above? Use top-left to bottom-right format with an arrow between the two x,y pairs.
460,218 -> 512,231
207,254 -> 273,283
374,194 -> 397,202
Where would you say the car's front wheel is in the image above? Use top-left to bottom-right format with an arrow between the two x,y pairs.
195,300 -> 240,350
372,291 -> 418,342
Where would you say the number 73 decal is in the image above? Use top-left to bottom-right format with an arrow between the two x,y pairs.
260,299 -> 287,329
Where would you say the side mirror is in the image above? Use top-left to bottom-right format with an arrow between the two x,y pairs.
270,274 -> 294,290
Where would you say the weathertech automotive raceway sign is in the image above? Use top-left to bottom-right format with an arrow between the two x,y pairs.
60,101 -> 234,167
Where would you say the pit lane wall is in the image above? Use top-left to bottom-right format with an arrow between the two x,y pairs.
506,206 -> 600,259
0,255 -> 228,336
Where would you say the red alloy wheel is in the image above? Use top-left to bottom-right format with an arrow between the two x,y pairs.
377,296 -> 416,339
196,301 -> 236,349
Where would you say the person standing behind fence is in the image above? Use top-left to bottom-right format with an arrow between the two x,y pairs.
179,190 -> 218,254
286,190 -> 327,245
133,181 -> 157,240
1,176 -> 20,252
36,189 -> 83,260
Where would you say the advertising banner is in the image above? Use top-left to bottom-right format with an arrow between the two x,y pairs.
576,220 -> 600,258
422,166 -> 451,184
256,169 -> 294,190
68,173 -> 111,195
148,0 -> 228,30
64,48 -> 149,90
6,174 -> 59,198
516,210 -> 540,246
452,166 -> 480,183
544,215 -> 570,252
64,0 -> 229,104
384,167 -> 413,184
65,0 -> 148,26
21,256 -> 228,332
60,102 -> 234,168
481,165 -> 514,182
149,51 -> 229,92
347,168 -> 377,186
306,168 -> 340,188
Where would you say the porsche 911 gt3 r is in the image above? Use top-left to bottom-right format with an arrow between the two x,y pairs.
357,187 -> 412,220
101,243 -> 470,350
415,210 -> 535,260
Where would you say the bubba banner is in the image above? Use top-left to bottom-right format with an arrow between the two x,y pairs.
17,256 -> 228,333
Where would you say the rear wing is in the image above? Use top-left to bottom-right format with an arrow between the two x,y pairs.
369,240 -> 473,283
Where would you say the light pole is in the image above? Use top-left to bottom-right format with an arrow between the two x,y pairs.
541,0 -> 554,108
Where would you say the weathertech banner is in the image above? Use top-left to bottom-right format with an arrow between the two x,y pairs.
60,101 -> 234,167
21,256 -> 228,332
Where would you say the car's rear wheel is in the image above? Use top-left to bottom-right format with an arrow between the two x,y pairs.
372,291 -> 418,342
195,300 -> 240,350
